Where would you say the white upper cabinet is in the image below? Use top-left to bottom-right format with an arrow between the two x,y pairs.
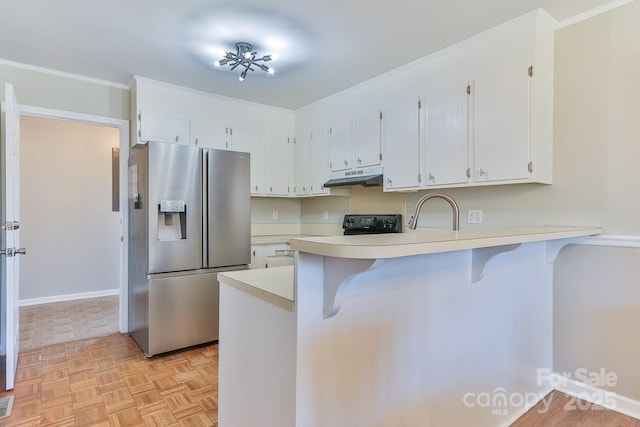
329,119 -> 352,172
265,131 -> 291,196
382,99 -> 421,191
231,125 -> 266,195
309,128 -> 330,195
423,83 -> 470,186
294,131 -> 311,196
190,119 -> 230,150
137,111 -> 190,145
471,60 -> 531,183
130,76 -> 295,197
353,109 -> 382,168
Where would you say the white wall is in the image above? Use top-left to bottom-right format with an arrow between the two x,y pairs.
20,115 -> 121,301
0,61 -> 129,120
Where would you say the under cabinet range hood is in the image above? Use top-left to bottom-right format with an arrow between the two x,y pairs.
323,166 -> 384,188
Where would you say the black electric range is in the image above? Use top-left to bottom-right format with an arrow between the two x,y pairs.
342,214 -> 402,235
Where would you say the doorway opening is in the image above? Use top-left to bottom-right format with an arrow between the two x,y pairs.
17,107 -> 129,351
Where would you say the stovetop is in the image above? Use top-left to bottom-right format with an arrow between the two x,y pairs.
342,214 -> 402,235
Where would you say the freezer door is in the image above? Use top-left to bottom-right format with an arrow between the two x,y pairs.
148,142 -> 203,273
148,272 -> 219,356
207,149 -> 251,268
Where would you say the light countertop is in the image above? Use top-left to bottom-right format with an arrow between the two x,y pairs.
289,226 -> 602,259
218,266 -> 294,310
251,234 -> 325,245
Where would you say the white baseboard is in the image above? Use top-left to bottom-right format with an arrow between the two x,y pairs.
551,373 -> 640,420
19,289 -> 119,307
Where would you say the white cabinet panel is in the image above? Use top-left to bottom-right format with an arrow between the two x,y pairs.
423,84 -> 470,186
191,119 -> 230,150
250,245 -> 267,269
309,129 -> 330,195
294,132 -> 310,195
138,111 -> 189,145
329,120 -> 352,171
472,60 -> 531,183
353,109 -> 382,168
232,126 -> 266,195
382,99 -> 421,191
265,131 -> 290,196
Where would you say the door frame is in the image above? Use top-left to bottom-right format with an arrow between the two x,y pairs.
19,105 -> 130,333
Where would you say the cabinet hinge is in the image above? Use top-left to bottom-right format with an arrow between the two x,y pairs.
293,137 -> 296,144
466,168 -> 471,178
329,162 -> 332,169
310,132 -> 313,140
418,173 -> 422,183
466,84 -> 471,95
528,162 -> 534,173
379,110 -> 383,120
418,99 -> 422,109
137,112 -> 141,121
329,127 -> 333,135
379,153 -> 382,161
528,66 -> 533,77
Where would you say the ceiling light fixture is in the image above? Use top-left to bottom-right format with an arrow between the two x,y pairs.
214,42 -> 274,81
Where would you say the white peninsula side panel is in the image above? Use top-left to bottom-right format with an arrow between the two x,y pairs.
218,267 -> 296,427
295,243 -> 553,427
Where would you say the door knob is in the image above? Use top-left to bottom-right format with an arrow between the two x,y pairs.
0,248 -> 26,257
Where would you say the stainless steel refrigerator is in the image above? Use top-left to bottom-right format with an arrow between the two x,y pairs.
128,141 -> 250,356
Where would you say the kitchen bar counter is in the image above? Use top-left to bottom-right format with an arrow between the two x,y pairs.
219,225 -> 603,427
290,225 -> 602,259
217,266 -> 293,310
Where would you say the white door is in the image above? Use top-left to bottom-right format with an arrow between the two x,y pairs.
1,83 -> 23,390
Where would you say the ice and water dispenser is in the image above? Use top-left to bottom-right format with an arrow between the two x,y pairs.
158,199 -> 187,240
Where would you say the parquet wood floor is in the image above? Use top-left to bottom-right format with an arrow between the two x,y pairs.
0,333 -> 218,426
511,390 -> 640,427
1,333 -> 638,426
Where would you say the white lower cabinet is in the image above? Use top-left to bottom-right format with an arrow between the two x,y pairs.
250,245 -> 267,269
250,243 -> 294,269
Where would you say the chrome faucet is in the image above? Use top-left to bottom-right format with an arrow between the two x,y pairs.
407,193 -> 459,230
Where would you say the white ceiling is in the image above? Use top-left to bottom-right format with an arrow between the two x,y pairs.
0,0 -> 623,110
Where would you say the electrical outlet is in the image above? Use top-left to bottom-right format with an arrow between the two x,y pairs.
323,210 -> 329,221
272,210 -> 279,220
467,209 -> 483,224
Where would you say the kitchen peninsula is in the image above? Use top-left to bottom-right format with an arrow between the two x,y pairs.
218,226 -> 601,427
